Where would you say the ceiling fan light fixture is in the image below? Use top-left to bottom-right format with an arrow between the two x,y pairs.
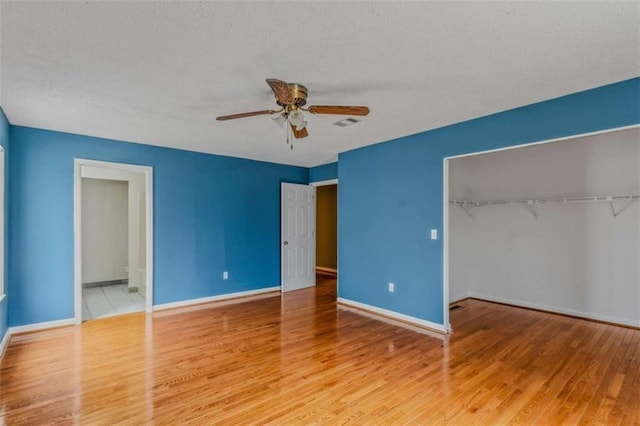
288,109 -> 307,130
288,109 -> 309,131
272,113 -> 286,128
288,109 -> 302,122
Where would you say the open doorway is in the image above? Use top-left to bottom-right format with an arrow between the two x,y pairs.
315,182 -> 337,279
81,177 -> 138,319
279,179 -> 339,292
74,159 -> 153,323
312,179 -> 338,300
443,125 -> 639,331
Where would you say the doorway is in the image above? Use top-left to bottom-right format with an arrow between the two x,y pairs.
312,179 -> 338,301
280,179 -> 339,293
74,159 -> 153,323
314,181 -> 337,279
281,182 -> 316,292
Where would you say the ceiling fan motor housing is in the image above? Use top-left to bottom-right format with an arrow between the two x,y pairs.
276,83 -> 308,107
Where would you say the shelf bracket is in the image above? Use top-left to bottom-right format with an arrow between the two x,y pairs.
460,203 -> 475,220
608,196 -> 634,219
525,200 -> 539,220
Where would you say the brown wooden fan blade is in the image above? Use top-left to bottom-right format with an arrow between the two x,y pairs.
307,105 -> 370,116
290,123 -> 309,139
216,110 -> 276,121
266,79 -> 293,104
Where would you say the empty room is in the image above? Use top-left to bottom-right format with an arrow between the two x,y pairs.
0,1 -> 638,424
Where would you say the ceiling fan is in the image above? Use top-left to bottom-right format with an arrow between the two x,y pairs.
216,79 -> 370,148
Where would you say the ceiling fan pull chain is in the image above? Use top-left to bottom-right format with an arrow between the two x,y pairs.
285,121 -> 293,149
289,126 -> 293,150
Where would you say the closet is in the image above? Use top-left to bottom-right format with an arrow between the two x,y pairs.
448,127 -> 639,327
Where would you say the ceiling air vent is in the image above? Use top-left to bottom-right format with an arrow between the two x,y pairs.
333,118 -> 360,127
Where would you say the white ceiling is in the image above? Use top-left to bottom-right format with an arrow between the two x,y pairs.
1,1 -> 638,167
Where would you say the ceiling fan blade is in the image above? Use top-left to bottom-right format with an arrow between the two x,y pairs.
307,105 -> 370,116
266,79 -> 293,104
290,122 -> 309,139
216,110 -> 276,121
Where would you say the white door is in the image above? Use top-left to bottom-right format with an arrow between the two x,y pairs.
281,183 -> 316,292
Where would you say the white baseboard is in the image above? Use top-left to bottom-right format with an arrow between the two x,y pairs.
467,292 -> 640,328
337,297 -> 448,334
316,266 -> 337,274
9,318 -> 76,335
0,329 -> 10,359
153,286 -> 281,311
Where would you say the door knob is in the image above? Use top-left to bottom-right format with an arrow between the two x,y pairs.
283,241 -> 289,245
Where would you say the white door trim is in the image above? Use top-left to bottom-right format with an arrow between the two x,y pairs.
310,178 -> 338,187
442,124 -> 639,333
74,158 -> 154,323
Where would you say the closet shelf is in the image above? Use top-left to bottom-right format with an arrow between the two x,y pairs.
450,194 -> 639,219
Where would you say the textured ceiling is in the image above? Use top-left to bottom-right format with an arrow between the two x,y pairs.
1,1 -> 639,167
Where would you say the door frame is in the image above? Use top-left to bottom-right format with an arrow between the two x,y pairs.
310,178 -> 338,292
442,124 -> 639,332
73,159 -> 154,323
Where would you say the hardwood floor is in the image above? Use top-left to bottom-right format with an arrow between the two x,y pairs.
1,277 -> 638,424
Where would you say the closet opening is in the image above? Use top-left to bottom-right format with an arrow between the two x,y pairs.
443,126 -> 639,331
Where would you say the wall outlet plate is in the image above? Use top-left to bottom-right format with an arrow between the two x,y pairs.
388,282 -> 395,293
223,271 -> 229,280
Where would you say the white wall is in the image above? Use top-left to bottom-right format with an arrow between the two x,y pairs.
81,178 -> 129,284
449,127 -> 639,327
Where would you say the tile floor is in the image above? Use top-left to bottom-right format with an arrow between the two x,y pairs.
82,283 -> 145,320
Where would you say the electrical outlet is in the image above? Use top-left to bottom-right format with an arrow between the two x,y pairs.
388,282 -> 395,293
223,271 -> 229,280
430,229 -> 438,240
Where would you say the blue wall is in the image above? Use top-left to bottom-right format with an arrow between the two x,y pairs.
9,127 -> 307,326
339,78 -> 640,325
0,108 -> 8,343
309,162 -> 337,182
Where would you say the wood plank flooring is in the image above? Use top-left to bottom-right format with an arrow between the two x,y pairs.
1,277 -> 638,424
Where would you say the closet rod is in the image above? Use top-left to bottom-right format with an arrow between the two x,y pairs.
450,194 -> 639,208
